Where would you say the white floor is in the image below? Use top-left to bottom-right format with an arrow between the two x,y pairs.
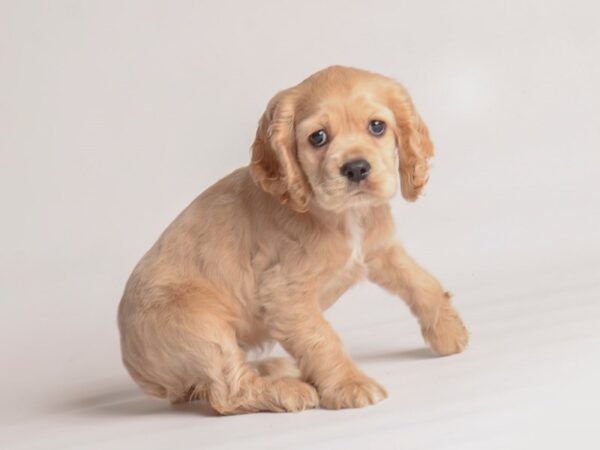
2,252 -> 599,450
1,1 -> 599,449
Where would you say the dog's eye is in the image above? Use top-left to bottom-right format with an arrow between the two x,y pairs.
368,120 -> 386,136
308,130 -> 328,148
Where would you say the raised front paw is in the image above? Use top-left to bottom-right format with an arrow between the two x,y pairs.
319,372 -> 388,409
422,294 -> 469,356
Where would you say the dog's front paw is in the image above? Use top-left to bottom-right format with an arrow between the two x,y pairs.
423,296 -> 469,356
319,373 -> 387,409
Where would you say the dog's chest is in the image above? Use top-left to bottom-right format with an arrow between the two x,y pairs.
318,212 -> 367,309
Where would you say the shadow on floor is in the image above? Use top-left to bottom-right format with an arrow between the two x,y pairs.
352,347 -> 437,363
53,384 -> 217,418
55,348 -> 432,419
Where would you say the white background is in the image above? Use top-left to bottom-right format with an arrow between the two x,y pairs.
1,1 -> 599,449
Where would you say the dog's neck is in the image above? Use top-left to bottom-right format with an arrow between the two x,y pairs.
344,209 -> 365,264
305,201 -> 379,261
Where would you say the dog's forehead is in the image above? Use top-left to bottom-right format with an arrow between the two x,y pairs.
296,88 -> 386,124
296,96 -> 395,137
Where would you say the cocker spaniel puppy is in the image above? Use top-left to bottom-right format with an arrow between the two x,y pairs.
118,66 -> 468,414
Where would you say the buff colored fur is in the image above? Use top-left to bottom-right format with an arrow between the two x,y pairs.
118,66 -> 469,415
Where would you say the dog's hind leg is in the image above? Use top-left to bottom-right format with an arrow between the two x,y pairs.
202,334 -> 317,414
121,285 -> 318,414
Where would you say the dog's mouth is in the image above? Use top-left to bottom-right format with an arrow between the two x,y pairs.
349,189 -> 370,197
314,174 -> 389,211
347,180 -> 378,197
346,185 -> 380,205
346,178 -> 396,204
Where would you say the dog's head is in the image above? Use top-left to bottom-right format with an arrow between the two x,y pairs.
250,66 -> 433,213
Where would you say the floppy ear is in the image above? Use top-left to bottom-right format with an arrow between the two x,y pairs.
388,83 -> 434,201
249,89 -> 311,212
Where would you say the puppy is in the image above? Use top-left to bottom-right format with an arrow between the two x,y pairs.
118,65 -> 468,414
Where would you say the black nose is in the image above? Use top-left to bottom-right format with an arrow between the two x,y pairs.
340,159 -> 371,182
